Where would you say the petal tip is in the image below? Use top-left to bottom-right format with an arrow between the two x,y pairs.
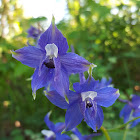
64,95 -> 69,104
48,110 -> 52,117
11,50 -> 19,57
115,90 -> 120,95
61,129 -> 66,134
44,90 -> 51,96
32,91 -> 36,100
91,63 -> 97,68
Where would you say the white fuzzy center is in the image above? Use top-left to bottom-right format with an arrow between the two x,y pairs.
41,130 -> 55,137
45,43 -> 58,59
81,91 -> 97,101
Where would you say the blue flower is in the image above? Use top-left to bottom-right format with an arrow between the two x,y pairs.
45,76 -> 119,132
12,23 -> 91,99
27,26 -> 42,39
41,112 -> 71,140
97,77 -> 112,88
120,94 -> 140,127
71,128 -> 101,140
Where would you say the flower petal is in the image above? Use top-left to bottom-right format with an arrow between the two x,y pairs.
95,87 -> 120,107
51,57 -> 69,97
56,134 -> 71,140
31,66 -> 54,95
44,112 -> 55,132
130,109 -> 140,127
131,118 -> 140,128
120,104 -> 132,123
67,90 -> 80,104
84,105 -> 104,132
55,122 -> 65,133
73,77 -> 99,93
73,82 -> 81,92
65,102 -> 83,131
12,46 -> 45,68
45,90 -> 68,109
95,106 -> 104,129
71,128 -> 84,140
60,52 -> 91,74
38,23 -> 68,54
131,95 -> 140,108
79,73 -> 86,84
41,130 -> 55,138
98,77 -> 112,88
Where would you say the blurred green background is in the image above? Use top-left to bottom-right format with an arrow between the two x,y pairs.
0,0 -> 140,139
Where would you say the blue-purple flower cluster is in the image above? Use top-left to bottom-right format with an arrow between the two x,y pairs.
41,112 -> 101,140
27,26 -> 42,39
12,22 -> 122,139
120,95 -> 140,127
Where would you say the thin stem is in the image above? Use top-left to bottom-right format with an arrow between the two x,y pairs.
107,116 -> 140,132
100,126 -> 111,140
122,124 -> 129,140
118,98 -> 129,103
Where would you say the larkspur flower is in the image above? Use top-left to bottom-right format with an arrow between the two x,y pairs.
41,112 -> 71,140
71,128 -> 101,140
12,22 -> 92,99
27,26 -> 42,39
120,94 -> 140,127
45,76 -> 120,132
64,77 -> 119,131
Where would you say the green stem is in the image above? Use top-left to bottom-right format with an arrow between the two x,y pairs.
107,116 -> 140,132
122,124 -> 129,140
100,126 -> 111,140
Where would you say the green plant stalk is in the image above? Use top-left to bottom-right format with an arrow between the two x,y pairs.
107,116 -> 140,132
122,124 -> 130,140
100,126 -> 111,140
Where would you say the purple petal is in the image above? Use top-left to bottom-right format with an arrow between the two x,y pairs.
73,82 -> 81,92
31,66 -> 54,94
56,134 -> 71,140
131,95 -> 140,109
71,128 -> 84,140
51,57 -> 69,97
45,90 -> 68,109
67,90 -> 80,104
38,23 -> 68,54
120,104 -> 132,123
95,87 -> 120,107
84,105 -> 104,132
131,118 -> 140,128
131,109 -> 140,127
98,77 -> 112,88
12,46 -> 45,68
73,77 -> 99,93
60,52 -> 91,74
44,112 -> 55,132
79,73 -> 86,84
133,109 -> 140,117
95,106 -> 104,130
65,102 -> 83,131
27,26 -> 42,39
55,122 -> 65,133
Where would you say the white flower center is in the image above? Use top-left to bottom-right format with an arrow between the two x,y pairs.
71,134 -> 79,140
45,43 -> 58,59
138,105 -> 140,109
41,130 -> 55,137
81,91 -> 97,101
